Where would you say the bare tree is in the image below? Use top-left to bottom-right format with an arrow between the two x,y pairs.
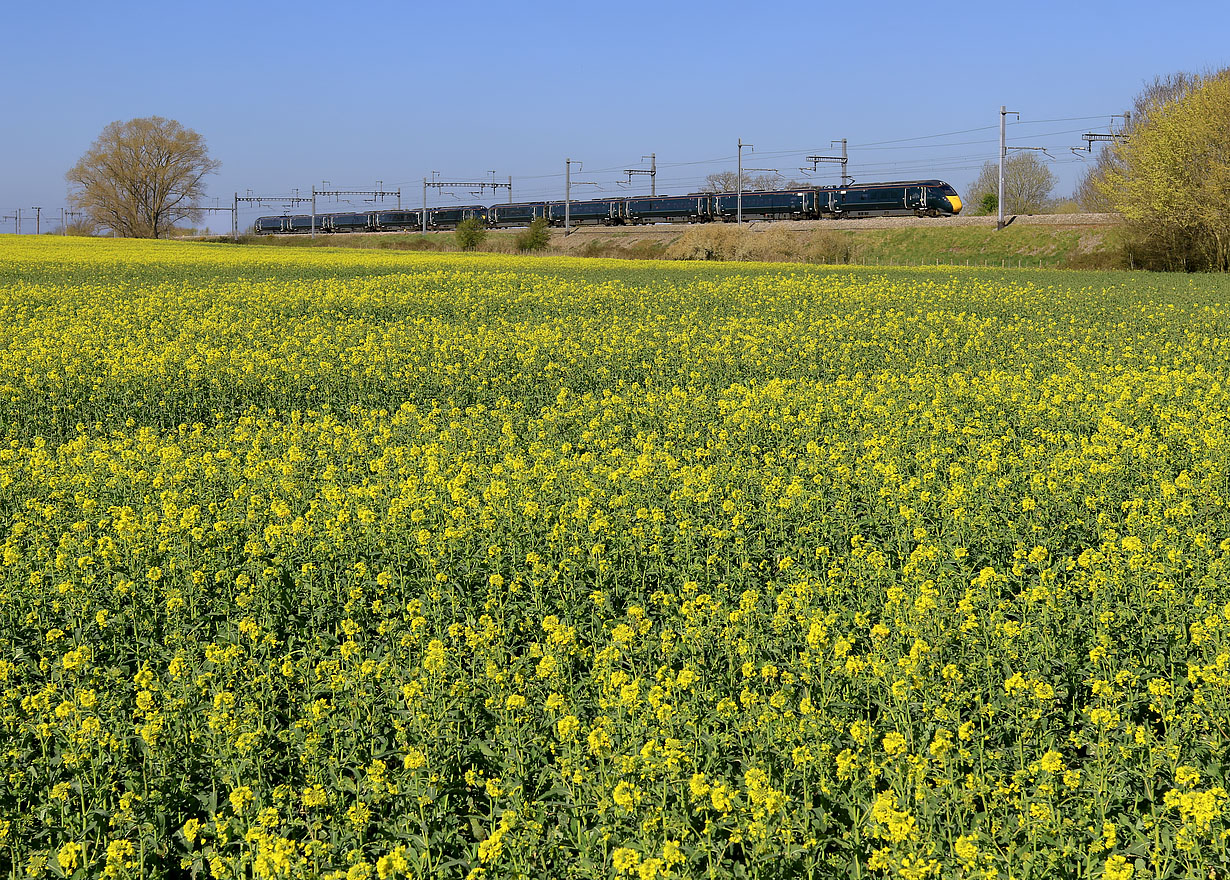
66,117 -> 220,238
965,153 -> 1056,215
701,171 -> 808,193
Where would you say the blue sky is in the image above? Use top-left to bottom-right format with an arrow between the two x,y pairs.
2,0 -> 1227,232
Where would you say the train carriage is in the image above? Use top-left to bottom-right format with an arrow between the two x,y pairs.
374,210 -> 424,231
489,202 -> 548,227
286,215 -> 317,233
326,212 -> 373,233
427,205 -> 488,229
624,194 -> 711,224
713,190 -> 813,222
546,198 -> 623,226
831,180 -> 962,218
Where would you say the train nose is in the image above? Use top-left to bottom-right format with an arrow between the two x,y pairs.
948,194 -> 962,215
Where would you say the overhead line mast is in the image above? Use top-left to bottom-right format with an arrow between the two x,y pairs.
996,108 -> 1053,231
421,174 -> 512,234
804,139 -> 850,186
235,192 -> 313,239
1072,113 -> 1131,156
623,153 -> 656,197
311,186 -> 400,238
563,159 -> 598,235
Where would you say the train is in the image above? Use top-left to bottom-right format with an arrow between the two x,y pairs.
253,179 -> 962,234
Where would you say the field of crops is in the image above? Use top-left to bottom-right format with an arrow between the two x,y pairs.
3,236 -> 1230,879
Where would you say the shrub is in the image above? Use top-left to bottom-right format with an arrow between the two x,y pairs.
664,225 -> 742,260
514,217 -> 551,252
665,224 -> 860,264
455,217 -> 488,251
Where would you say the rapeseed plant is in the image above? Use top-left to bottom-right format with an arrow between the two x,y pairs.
1,236 -> 1230,877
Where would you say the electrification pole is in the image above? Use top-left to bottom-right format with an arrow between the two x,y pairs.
738,140 -> 753,223
31,207 -> 41,235
1073,114 -> 1131,156
310,185 -> 398,237
420,174 -> 511,234
561,159 -> 598,234
623,153 -> 656,197
235,193 -> 311,237
998,106 -> 1006,231
998,106 -> 1018,231
804,139 -> 850,186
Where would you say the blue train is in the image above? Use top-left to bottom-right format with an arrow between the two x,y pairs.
254,179 -> 962,233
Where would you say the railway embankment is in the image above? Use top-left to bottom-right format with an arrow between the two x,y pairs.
224,213 -> 1126,269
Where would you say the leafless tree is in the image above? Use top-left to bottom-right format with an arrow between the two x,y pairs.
701,171 -> 808,193
965,153 -> 1057,215
66,117 -> 220,238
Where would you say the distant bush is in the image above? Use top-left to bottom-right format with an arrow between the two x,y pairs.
664,225 -> 739,261
664,225 -> 861,264
577,239 -> 669,260
1046,198 -> 1084,215
514,218 -> 551,252
802,229 -> 863,264
455,218 -> 488,251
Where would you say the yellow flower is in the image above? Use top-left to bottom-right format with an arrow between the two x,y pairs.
57,842 -> 82,872
613,780 -> 636,810
1103,855 -> 1134,880
954,834 -> 979,865
229,785 -> 254,815
612,848 -> 640,873
556,715 -> 580,741
881,732 -> 907,756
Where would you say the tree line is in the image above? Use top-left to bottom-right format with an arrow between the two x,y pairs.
963,67 -> 1229,270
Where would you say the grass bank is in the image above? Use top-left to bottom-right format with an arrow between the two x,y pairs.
214,218 -> 1126,269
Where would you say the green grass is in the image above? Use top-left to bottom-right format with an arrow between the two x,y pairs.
220,220 -> 1127,269
848,224 -> 1124,269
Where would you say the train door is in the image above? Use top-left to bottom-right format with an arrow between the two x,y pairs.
906,185 -> 923,210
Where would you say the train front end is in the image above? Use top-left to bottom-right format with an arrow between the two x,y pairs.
937,182 -> 962,215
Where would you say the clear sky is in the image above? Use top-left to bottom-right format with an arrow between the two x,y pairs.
2,0 -> 1227,232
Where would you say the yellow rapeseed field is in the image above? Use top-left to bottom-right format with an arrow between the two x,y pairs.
2,236 -> 1230,879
